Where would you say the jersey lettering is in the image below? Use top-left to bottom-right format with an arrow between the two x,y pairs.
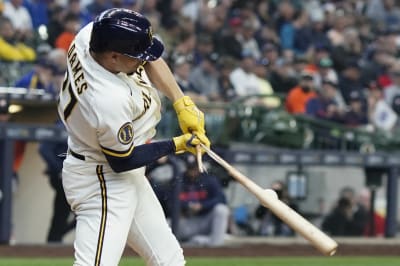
133,90 -> 152,122
135,65 -> 148,86
60,42 -> 90,120
142,91 -> 151,111
67,42 -> 88,95
60,71 -> 77,121
64,82 -> 77,120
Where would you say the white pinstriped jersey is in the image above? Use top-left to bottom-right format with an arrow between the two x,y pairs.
58,22 -> 161,163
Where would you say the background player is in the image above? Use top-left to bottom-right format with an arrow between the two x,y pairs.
57,8 -> 210,266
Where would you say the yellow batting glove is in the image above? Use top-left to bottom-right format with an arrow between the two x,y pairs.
194,131 -> 210,151
173,96 -> 206,134
173,133 -> 201,155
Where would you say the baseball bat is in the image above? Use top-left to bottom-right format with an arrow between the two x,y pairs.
199,143 -> 338,256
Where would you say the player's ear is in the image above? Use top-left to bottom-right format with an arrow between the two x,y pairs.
110,52 -> 120,64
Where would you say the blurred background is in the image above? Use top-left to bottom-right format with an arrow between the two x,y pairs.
0,0 -> 400,246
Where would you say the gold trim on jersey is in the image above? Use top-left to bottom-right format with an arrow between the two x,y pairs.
95,165 -> 107,266
101,143 -> 135,158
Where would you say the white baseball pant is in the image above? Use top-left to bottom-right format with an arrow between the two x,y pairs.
62,155 -> 185,266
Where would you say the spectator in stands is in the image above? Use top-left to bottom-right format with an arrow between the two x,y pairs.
156,17 -> 180,58
334,27 -> 363,68
341,90 -> 369,127
260,42 -> 281,71
46,48 -> 68,95
3,0 -> 33,42
306,79 -> 343,121
292,55 -> 308,75
55,13 -> 81,52
313,44 -> 333,68
314,56 -> 347,109
240,19 -> 261,59
14,58 -> 58,95
361,47 -> 396,86
46,5 -> 65,47
368,83 -> 398,131
285,70 -> 317,114
308,9 -> 331,51
85,0 -> 111,21
47,48 -> 67,72
322,186 -> 369,236
230,50 -> 260,97
326,13 -> 347,48
23,0 -> 49,29
0,16 -> 35,62
253,58 -> 280,108
276,0 -> 296,54
67,0 -> 92,27
315,57 -> 338,87
139,0 -> 159,17
215,16 -> 243,59
188,52 -> 220,101
322,196 -> 354,236
145,156 -> 177,218
175,155 -> 229,247
255,0 -> 272,25
39,120 -> 75,242
384,63 -> 400,113
170,31 -> 196,65
172,54 -> 202,101
366,0 -> 400,29
217,56 -> 237,102
357,188 -> 386,237
269,58 -> 298,94
198,4 -> 227,42
338,60 -> 364,104
192,34 -> 214,66
292,10 -> 314,56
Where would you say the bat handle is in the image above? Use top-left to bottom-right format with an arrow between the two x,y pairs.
196,145 -> 204,173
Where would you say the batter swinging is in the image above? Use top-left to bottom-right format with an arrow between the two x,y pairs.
57,8 -> 210,266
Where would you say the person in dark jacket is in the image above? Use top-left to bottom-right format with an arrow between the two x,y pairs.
341,90 -> 369,127
38,120 -> 75,242
322,186 -> 369,236
175,155 -> 230,247
306,79 -> 343,121
322,197 -> 354,236
338,61 -> 364,104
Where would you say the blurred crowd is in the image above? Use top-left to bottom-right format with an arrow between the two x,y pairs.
1,0 -> 400,131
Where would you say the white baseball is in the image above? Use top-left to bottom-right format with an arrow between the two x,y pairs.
264,189 -> 278,199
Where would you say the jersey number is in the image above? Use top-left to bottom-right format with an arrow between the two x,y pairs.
61,72 -> 77,121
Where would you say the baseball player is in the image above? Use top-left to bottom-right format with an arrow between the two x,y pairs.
57,8 -> 210,266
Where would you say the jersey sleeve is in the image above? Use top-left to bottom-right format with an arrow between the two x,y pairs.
94,94 -> 136,159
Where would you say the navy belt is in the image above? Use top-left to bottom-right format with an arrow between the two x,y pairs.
69,149 -> 85,161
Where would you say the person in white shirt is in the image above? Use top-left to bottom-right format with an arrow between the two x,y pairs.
3,0 -> 33,40
229,51 -> 260,98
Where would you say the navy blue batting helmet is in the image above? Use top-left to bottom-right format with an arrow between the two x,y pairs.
90,8 -> 164,61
